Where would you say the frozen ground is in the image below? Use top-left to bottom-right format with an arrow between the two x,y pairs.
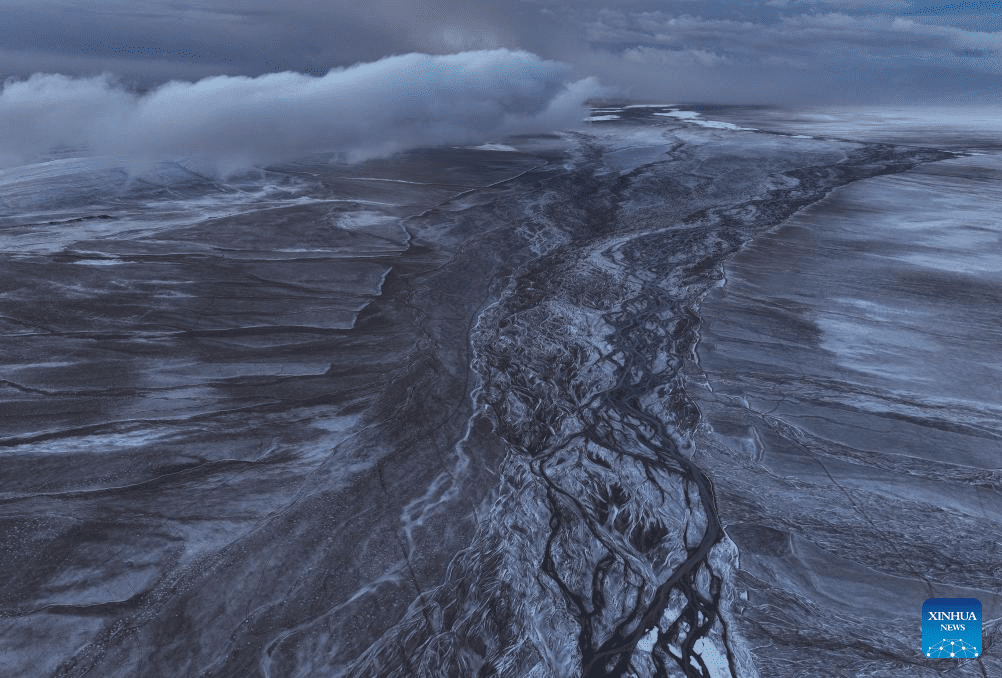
0,104 -> 999,677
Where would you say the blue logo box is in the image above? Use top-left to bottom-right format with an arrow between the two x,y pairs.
923,598 -> 982,659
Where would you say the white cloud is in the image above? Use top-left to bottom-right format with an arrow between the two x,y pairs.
0,49 -> 601,174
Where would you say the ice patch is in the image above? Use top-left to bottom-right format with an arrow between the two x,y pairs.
336,210 -> 398,230
695,120 -> 756,131
72,258 -> 122,266
470,143 -> 518,152
636,627 -> 659,653
655,110 -> 700,120
692,638 -> 731,678
586,115 -> 621,121
654,110 -> 756,131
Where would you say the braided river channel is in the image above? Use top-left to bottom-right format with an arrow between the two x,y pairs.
1,105 -> 1000,677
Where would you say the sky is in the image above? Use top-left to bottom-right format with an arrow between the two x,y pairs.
1,0 -> 1000,170
3,0 -> 1000,101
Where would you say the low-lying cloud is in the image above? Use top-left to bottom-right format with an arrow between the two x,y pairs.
0,49 -> 600,174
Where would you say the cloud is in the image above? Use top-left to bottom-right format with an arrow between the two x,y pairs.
0,0 -> 527,83
906,1 -> 1002,14
0,50 -> 601,174
4,1 -> 1000,109
777,0 -> 911,6
574,5 -> 1002,103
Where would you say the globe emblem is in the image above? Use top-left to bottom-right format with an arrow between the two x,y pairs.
926,639 -> 980,659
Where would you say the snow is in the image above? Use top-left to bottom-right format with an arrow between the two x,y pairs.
654,110 -> 756,131
470,143 -> 518,152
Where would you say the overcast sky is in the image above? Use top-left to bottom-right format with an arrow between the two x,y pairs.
3,0 -> 1001,103
1,1 -> 999,171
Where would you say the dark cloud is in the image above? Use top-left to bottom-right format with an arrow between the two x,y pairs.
570,3 -> 1002,103
907,0 -> 1002,14
0,1 -> 998,132
1,1 -> 414,81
